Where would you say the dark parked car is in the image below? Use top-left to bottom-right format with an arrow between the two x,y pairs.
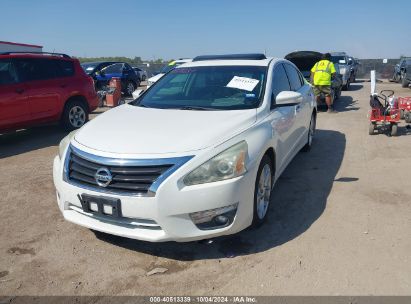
0,52 -> 98,132
81,61 -> 140,96
401,59 -> 411,88
392,58 -> 411,85
132,67 -> 147,81
285,51 -> 342,102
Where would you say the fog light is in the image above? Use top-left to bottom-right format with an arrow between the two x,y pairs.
190,203 -> 238,230
214,215 -> 229,225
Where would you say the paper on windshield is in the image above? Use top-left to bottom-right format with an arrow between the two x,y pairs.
226,76 -> 259,92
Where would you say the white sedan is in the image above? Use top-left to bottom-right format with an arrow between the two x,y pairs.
53,54 -> 316,242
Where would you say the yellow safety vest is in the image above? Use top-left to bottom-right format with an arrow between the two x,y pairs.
311,60 -> 336,86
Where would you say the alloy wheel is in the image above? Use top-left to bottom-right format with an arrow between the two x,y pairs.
256,164 -> 272,220
69,106 -> 86,128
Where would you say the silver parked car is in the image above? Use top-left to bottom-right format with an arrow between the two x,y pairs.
330,52 -> 353,90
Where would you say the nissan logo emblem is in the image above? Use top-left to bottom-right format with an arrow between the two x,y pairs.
94,167 -> 113,187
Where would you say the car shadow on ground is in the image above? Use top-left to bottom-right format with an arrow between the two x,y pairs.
347,83 -> 363,91
334,95 -> 360,112
0,125 -> 68,159
95,129 -> 347,261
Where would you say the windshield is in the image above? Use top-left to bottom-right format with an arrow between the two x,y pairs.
134,66 -> 267,110
331,56 -> 346,64
81,63 -> 99,73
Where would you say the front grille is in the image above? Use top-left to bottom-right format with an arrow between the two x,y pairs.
67,150 -> 173,195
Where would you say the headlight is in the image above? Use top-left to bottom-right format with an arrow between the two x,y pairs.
58,131 -> 77,159
184,141 -> 248,186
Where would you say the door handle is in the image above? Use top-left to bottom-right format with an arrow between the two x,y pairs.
296,104 -> 302,112
15,88 -> 24,94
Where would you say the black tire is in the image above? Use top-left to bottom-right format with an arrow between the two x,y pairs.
404,111 -> 411,123
302,114 -> 316,152
61,100 -> 89,131
390,123 -> 398,136
369,122 -> 375,135
125,81 -> 136,96
401,73 -> 410,88
252,155 -> 273,228
343,79 -> 350,91
335,88 -> 341,100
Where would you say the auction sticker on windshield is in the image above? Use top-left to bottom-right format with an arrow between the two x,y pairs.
226,76 -> 259,91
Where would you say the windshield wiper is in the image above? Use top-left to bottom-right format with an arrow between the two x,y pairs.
137,103 -> 151,108
177,106 -> 213,111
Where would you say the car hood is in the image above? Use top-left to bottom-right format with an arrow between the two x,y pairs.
285,51 -> 323,74
148,73 -> 164,83
74,104 -> 257,155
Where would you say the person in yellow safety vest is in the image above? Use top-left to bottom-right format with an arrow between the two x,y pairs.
311,53 -> 337,113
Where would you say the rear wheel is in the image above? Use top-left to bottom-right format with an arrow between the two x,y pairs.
402,73 -> 410,88
390,123 -> 398,136
369,122 -> 375,135
404,111 -> 411,123
252,155 -> 273,227
61,100 -> 88,131
302,114 -> 316,152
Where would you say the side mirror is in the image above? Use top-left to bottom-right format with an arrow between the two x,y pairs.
275,91 -> 303,107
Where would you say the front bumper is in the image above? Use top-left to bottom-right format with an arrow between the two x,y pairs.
53,153 -> 256,242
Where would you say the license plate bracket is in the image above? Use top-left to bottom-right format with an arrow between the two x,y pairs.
78,194 -> 122,218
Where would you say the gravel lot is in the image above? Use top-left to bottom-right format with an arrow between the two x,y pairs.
1,81 -> 410,296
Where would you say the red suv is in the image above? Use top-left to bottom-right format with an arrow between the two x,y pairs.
0,52 -> 99,132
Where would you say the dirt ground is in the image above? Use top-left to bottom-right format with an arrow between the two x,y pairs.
1,81 -> 410,296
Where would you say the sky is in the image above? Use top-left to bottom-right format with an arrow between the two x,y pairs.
1,0 -> 410,60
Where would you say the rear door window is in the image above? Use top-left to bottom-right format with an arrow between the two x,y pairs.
14,58 -> 60,82
0,59 -> 18,85
56,60 -> 75,77
283,64 -> 303,91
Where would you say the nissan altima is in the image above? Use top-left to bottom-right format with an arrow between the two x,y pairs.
53,53 -> 316,242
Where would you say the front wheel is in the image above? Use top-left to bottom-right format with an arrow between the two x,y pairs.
252,155 -> 273,227
343,79 -> 350,90
404,111 -> 411,123
61,100 -> 88,131
125,81 -> 136,96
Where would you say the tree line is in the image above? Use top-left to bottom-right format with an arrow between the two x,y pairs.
75,56 -> 169,66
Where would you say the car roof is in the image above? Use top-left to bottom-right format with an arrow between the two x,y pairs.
330,52 -> 347,56
81,61 -> 121,65
179,58 -> 276,68
0,53 -> 73,60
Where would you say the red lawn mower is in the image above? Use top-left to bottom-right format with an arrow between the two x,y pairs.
369,89 -> 400,136
398,96 -> 411,123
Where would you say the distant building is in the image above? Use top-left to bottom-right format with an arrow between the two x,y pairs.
0,41 -> 43,53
